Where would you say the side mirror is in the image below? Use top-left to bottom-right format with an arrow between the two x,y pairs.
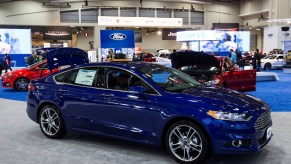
129,86 -> 146,94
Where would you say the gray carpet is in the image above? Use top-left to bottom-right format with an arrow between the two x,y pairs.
0,98 -> 290,164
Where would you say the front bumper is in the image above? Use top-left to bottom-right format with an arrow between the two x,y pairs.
1,76 -> 14,88
211,118 -> 273,154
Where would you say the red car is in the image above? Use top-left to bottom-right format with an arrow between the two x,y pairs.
134,53 -> 156,62
175,51 -> 256,92
2,60 -> 55,91
2,47 -> 90,91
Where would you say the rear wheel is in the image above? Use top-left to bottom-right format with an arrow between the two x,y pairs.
39,105 -> 66,139
166,121 -> 208,164
264,63 -> 272,70
14,78 -> 29,91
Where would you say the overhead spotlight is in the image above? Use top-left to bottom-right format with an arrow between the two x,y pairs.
157,30 -> 162,35
249,27 -> 252,30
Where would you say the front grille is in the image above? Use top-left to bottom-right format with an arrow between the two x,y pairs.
254,110 -> 271,130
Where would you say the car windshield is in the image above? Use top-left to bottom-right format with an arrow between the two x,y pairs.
27,61 -> 43,68
114,53 -> 127,59
137,65 -> 201,92
265,56 -> 276,59
180,65 -> 221,75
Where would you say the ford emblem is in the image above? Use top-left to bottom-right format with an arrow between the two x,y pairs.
109,33 -> 127,40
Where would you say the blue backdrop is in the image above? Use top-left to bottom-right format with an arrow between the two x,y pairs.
100,30 -> 135,49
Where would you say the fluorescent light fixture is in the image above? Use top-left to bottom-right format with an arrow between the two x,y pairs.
256,28 -> 261,31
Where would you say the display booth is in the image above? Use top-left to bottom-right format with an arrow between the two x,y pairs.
100,30 -> 135,61
176,30 -> 250,56
0,28 -> 32,67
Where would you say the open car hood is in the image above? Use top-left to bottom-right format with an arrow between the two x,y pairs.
175,51 -> 221,70
46,48 -> 89,71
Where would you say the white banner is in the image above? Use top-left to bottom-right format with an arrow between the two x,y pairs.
98,16 -> 183,27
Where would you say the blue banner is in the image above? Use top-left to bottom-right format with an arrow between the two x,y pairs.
100,30 -> 135,49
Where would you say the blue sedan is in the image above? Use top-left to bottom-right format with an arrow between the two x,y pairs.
26,62 -> 272,163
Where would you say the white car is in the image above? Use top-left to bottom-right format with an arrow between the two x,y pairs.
154,51 -> 172,67
261,54 -> 284,70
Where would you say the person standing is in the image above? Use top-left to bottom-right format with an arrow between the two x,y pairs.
170,49 -> 177,68
236,49 -> 243,68
230,49 -> 237,63
254,48 -> 261,71
4,53 -> 12,73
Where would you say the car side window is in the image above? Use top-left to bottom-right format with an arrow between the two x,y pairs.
55,67 -> 98,87
278,56 -> 283,59
106,68 -> 157,94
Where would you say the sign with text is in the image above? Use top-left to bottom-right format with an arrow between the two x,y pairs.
43,27 -> 72,40
162,29 -> 185,40
177,30 -> 250,52
98,16 -> 183,27
100,30 -> 135,49
212,23 -> 239,31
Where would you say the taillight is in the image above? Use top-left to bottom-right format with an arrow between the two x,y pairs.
28,83 -> 35,91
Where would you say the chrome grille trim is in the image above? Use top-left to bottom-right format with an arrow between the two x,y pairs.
254,110 -> 272,130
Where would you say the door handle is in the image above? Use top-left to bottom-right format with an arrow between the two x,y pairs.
101,93 -> 114,97
58,89 -> 68,93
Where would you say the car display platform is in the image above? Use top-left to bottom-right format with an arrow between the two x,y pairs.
256,72 -> 279,81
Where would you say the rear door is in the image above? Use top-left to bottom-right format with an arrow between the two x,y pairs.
54,67 -> 101,132
223,58 -> 256,92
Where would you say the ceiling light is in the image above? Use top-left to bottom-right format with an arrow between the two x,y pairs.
157,30 -> 162,35
249,27 -> 252,30
256,28 -> 261,31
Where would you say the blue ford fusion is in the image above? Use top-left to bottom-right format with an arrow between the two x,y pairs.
26,51 -> 272,163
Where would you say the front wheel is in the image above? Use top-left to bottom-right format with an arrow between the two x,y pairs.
264,63 -> 272,70
39,105 -> 66,139
166,121 -> 209,164
14,78 -> 29,91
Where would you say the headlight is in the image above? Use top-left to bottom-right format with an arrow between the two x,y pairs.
6,73 -> 15,78
207,110 -> 252,121
205,79 -> 220,85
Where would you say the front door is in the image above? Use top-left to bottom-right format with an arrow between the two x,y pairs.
97,68 -> 158,142
223,58 -> 256,92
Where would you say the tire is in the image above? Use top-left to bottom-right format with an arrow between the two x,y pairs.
264,63 -> 272,70
14,78 -> 29,91
165,121 -> 209,164
39,105 -> 66,139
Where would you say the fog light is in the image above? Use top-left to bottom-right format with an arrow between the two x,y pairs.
232,140 -> 242,147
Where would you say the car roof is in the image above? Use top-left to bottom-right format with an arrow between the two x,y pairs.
76,62 -> 162,70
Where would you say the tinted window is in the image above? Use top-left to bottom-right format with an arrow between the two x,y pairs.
106,68 -> 156,94
278,56 -> 283,59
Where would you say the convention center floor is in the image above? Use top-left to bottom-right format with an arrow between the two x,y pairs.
0,69 -> 291,164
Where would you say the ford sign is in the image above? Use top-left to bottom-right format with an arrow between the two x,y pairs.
109,33 -> 127,40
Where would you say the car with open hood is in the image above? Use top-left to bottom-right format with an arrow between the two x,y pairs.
26,62 -> 272,164
174,51 -> 256,92
2,48 -> 89,91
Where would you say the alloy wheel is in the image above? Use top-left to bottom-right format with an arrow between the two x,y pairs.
15,78 -> 29,91
40,107 -> 60,136
169,125 -> 203,162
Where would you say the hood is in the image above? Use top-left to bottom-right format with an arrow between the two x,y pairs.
175,51 -> 221,70
46,48 -> 89,71
180,86 -> 268,114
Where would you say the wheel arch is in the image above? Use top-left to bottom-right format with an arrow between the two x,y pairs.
161,116 -> 212,154
36,101 -> 60,123
13,77 -> 30,89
